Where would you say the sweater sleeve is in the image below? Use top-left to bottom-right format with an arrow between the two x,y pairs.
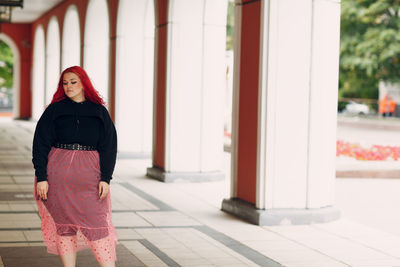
32,104 -> 56,182
98,106 -> 118,184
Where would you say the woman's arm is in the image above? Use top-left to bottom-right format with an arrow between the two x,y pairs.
32,104 -> 56,182
97,106 -> 117,184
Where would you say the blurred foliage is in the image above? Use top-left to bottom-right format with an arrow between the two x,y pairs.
0,40 -> 13,90
226,0 -> 234,51
340,0 -> 400,101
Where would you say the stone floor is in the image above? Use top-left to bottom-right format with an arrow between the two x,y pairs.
0,118 -> 400,266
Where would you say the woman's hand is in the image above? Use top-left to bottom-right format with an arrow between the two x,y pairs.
99,181 -> 109,200
36,181 -> 49,200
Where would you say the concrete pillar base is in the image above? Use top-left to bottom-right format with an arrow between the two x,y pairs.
146,166 -> 225,183
221,198 -> 340,226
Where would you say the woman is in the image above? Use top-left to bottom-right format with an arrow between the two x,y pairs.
32,66 -> 118,267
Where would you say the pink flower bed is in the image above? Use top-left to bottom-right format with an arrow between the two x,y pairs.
337,140 -> 400,161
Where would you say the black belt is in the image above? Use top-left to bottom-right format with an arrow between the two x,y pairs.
54,143 -> 97,151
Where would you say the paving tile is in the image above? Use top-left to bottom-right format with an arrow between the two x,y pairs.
0,244 -> 145,267
0,185 -> 24,192
9,203 -> 35,211
0,243 -> 31,247
0,204 -> 10,211
0,220 -> 41,228
137,228 -> 260,266
209,257 -> 260,266
0,231 -> 26,242
111,184 -> 159,210
264,224 -> 340,241
121,241 -> 168,267
0,176 -> 13,184
173,258 -> 210,265
116,228 -> 142,240
136,211 -> 202,226
349,259 -> 400,267
282,261 -> 349,267
244,239 -> 309,252
3,257 -> 62,267
0,213 -> 39,221
194,247 -> 236,259
157,248 -> 199,260
28,243 -> 46,247
112,212 -> 152,227
137,260 -> 169,267
23,230 -> 43,241
221,226 -> 285,242
262,248 -> 339,264
13,176 -> 34,184
326,248 -> 393,262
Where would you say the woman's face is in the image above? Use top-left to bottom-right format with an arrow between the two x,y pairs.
63,72 -> 84,101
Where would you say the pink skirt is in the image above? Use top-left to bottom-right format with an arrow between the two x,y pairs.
34,147 -> 118,262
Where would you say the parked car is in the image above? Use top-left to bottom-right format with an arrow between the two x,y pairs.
342,101 -> 370,115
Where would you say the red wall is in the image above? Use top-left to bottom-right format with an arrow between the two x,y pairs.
0,23 -> 32,118
236,0 -> 261,204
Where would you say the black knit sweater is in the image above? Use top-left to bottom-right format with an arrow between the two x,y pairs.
32,97 -> 117,184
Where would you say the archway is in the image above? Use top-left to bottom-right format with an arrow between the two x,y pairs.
0,33 -> 20,119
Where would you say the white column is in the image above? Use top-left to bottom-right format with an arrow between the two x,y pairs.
115,0 -> 154,156
258,0 -> 340,223
45,17 -> 60,105
32,26 -> 45,120
62,5 -> 81,70
147,0 -> 227,182
84,0 -> 110,105
306,0 -> 341,208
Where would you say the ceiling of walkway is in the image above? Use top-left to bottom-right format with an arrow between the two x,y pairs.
10,0 -> 63,23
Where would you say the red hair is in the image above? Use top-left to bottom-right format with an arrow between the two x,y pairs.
50,66 -> 106,106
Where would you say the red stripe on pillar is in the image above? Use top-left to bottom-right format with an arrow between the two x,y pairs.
153,0 -> 168,169
108,0 -> 119,120
236,0 -> 261,204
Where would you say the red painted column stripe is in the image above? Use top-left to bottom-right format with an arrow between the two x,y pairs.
236,0 -> 261,204
152,0 -> 168,169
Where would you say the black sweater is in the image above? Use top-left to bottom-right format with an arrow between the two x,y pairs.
32,97 -> 117,184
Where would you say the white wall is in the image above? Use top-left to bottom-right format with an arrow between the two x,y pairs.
115,0 -> 154,154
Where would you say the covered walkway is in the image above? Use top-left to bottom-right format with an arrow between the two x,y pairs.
2,0 -> 400,266
0,119 -> 399,266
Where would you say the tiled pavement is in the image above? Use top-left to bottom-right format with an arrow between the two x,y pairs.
1,118 -> 400,266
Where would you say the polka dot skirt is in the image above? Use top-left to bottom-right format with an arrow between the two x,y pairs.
34,147 -> 118,263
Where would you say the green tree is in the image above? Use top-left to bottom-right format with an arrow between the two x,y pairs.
340,0 -> 400,100
0,40 -> 13,89
226,0 -> 234,51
